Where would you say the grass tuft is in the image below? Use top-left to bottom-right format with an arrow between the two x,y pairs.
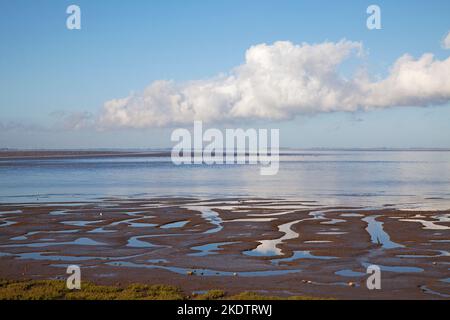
0,279 -> 184,300
0,279 -> 329,300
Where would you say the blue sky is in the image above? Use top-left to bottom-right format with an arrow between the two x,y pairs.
1,0 -> 450,148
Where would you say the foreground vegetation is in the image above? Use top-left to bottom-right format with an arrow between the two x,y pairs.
0,279 -> 326,300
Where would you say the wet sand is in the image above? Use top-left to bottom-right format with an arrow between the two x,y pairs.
0,197 -> 449,299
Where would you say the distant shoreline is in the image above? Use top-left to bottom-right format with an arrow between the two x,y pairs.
1,148 -> 450,161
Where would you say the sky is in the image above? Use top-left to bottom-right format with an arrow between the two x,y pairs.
0,0 -> 450,149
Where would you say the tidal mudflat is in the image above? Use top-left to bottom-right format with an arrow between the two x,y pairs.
0,197 -> 449,299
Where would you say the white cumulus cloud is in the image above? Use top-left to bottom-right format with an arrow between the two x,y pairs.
98,40 -> 450,129
442,31 -> 450,49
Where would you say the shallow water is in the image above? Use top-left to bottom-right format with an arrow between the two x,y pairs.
362,215 -> 403,249
189,241 -> 237,257
0,219 -> 17,227
335,269 -> 366,277
106,261 -> 303,277
400,218 -> 450,230
1,150 -> 450,210
160,220 -> 189,229
126,235 -> 158,248
244,220 -> 303,257
340,213 -> 364,217
62,220 -> 104,227
185,206 -> 223,234
361,262 -> 424,273
397,250 -> 449,258
271,250 -> 336,264
1,237 -> 106,248
0,149 -> 449,299
420,285 -> 450,298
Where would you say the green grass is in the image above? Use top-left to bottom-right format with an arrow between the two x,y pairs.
0,279 -> 184,300
226,291 -> 328,300
0,279 -> 329,300
194,289 -> 227,300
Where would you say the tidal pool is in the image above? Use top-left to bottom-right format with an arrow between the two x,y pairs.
362,215 -> 403,249
244,220 -> 303,257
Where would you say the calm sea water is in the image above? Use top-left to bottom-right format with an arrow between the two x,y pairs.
1,150 -> 450,210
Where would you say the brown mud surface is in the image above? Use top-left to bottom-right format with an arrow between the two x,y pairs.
0,197 -> 449,299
